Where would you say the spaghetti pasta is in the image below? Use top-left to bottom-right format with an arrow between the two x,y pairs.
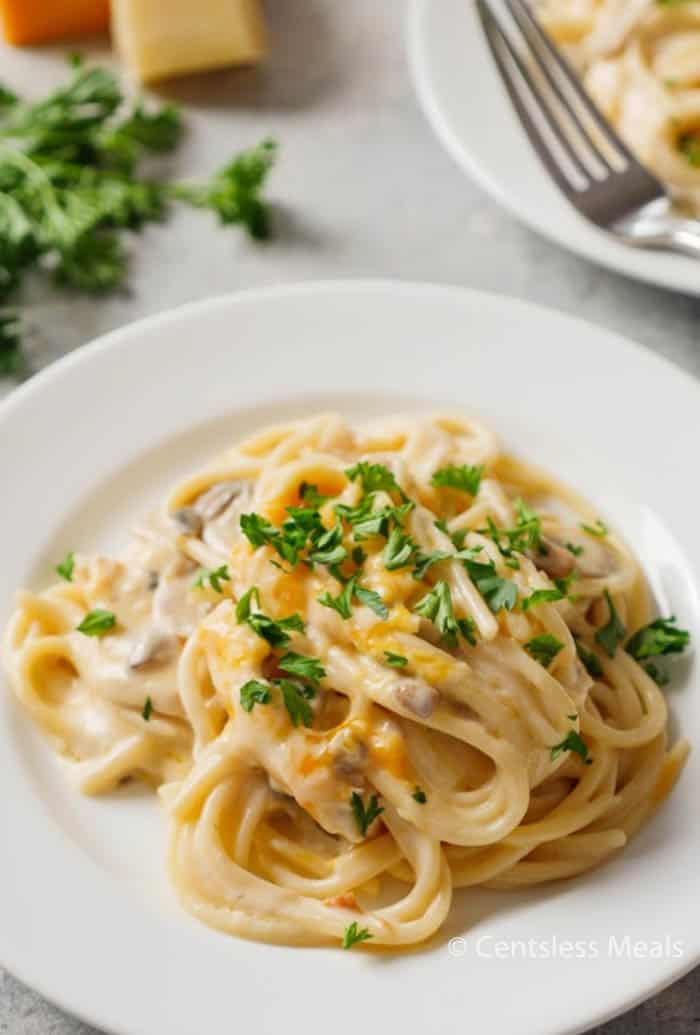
2,413 -> 690,948
537,0 -> 700,212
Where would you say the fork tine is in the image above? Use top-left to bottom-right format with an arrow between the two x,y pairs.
475,0 -> 589,190
506,0 -> 638,167
504,0 -> 614,172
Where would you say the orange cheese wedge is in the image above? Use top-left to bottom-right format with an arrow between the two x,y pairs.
0,0 -> 110,45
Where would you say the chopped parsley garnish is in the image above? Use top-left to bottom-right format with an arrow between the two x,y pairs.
565,542 -> 583,557
142,696 -> 153,721
625,616 -> 690,660
462,558 -> 518,613
318,577 -> 356,619
643,662 -> 670,687
431,463 -> 484,496
76,608 -> 117,636
56,551 -> 75,582
352,545 -> 367,567
575,639 -> 603,678
239,679 -> 272,712
594,590 -> 626,658
678,131 -> 700,167
580,519 -> 608,538
235,586 -> 305,647
317,576 -> 388,620
278,651 -> 326,687
522,587 -> 565,611
412,786 -> 427,804
550,729 -> 591,764
524,634 -> 564,668
279,679 -> 315,727
193,564 -> 231,593
354,585 -> 389,618
350,791 -> 384,837
345,461 -> 406,499
383,528 -> 416,571
458,616 -> 478,645
342,922 -> 373,949
307,523 -> 347,567
412,549 -> 451,580
384,651 -> 408,668
413,580 -> 460,647
299,482 -> 330,507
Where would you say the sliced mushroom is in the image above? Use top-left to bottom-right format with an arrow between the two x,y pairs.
328,727 -> 368,779
194,480 -> 248,521
532,537 -> 575,579
394,678 -> 440,719
129,629 -> 178,669
171,507 -> 203,537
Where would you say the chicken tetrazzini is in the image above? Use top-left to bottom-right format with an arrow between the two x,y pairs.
537,0 -> 700,212
3,414 -> 691,949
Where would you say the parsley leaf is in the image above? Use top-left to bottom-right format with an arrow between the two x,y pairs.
524,634 -> 564,668
457,616 -> 478,645
318,577 -> 356,619
56,551 -> 75,582
643,662 -> 670,687
278,651 -> 326,687
565,542 -> 583,557
342,922 -> 373,949
299,482 -> 330,507
575,639 -> 603,678
308,522 -> 347,567
235,587 -> 305,647
77,608 -> 116,636
412,786 -> 427,804
412,549 -> 451,580
581,519 -> 608,538
345,461 -> 406,499
142,696 -> 153,720
239,679 -> 272,712
383,527 -> 416,571
240,512 -> 278,549
350,791 -> 384,837
385,651 -> 408,668
354,585 -> 389,618
173,138 -> 277,239
413,580 -> 460,647
278,679 -> 315,727
522,587 -> 565,611
193,564 -> 230,593
625,616 -> 690,660
431,463 -> 484,496
463,558 -> 518,613
551,729 -> 591,764
594,590 -> 626,658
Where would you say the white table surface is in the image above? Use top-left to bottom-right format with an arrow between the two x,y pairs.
1,2 -> 698,1033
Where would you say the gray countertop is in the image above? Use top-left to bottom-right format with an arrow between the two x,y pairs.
1,2 -> 698,1032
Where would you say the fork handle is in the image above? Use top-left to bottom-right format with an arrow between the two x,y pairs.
616,215 -> 700,259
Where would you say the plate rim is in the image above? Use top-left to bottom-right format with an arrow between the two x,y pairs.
1,278 -> 699,1035
407,0 -> 700,296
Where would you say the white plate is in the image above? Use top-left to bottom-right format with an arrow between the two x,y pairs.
408,0 -> 700,296
1,281 -> 699,1035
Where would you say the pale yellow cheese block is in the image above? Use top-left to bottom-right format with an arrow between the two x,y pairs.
112,0 -> 267,82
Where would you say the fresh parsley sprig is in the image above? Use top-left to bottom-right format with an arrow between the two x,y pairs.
524,633 -> 564,668
76,607 -> 116,636
0,58 -> 277,374
431,463 -> 484,497
550,729 -> 591,765
342,922 -> 373,949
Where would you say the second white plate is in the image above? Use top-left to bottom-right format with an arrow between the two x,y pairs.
408,0 -> 700,296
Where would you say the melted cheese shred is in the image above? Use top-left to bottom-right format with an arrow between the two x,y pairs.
537,0 -> 700,212
2,413 -> 688,948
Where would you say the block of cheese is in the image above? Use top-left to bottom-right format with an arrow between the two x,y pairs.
0,0 -> 110,45
111,0 -> 267,82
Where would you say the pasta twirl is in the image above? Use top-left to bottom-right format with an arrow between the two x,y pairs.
2,414 -> 690,948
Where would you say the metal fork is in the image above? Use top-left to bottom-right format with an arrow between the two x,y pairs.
476,0 -> 700,258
